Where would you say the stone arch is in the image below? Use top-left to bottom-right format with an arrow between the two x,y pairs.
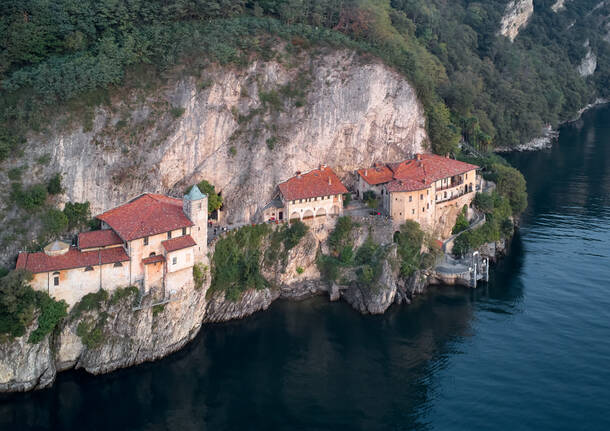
316,207 -> 327,217
290,211 -> 301,221
303,209 -> 315,220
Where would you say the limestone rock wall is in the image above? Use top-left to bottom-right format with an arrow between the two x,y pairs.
499,0 -> 534,41
0,278 -> 208,392
578,41 -> 598,77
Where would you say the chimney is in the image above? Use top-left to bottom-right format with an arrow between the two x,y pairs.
320,164 -> 327,171
296,171 -> 301,178
415,154 -> 422,161
328,176 -> 332,185
364,169 -> 368,176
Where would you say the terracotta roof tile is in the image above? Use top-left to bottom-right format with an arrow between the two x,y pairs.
278,168 -> 348,201
142,255 -> 165,265
16,247 -> 129,274
385,178 -> 429,193
358,154 -> 479,188
78,229 -> 123,249
97,194 -> 193,241
162,235 -> 197,252
356,166 -> 394,185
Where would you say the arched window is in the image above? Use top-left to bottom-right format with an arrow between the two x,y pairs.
149,252 -> 156,257
84,266 -> 94,272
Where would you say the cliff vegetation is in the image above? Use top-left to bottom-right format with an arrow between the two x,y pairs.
1,0 -> 607,164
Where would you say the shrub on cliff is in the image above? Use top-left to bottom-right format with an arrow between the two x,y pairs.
394,221 -> 425,277
193,180 -> 223,215
328,216 -> 355,254
492,164 -> 528,216
193,263 -> 208,290
0,269 -> 67,343
210,224 -> 271,302
452,206 -> 469,235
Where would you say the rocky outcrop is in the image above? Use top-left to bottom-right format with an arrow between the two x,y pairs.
499,0 -> 534,41
203,288 -> 280,323
0,279 -> 208,391
551,0 -> 567,12
0,327 -> 55,392
341,246 -> 400,314
578,41 -> 598,77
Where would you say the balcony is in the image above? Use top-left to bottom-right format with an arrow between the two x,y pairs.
435,182 -> 473,204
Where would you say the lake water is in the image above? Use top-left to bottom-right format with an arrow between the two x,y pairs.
2,105 -> 609,430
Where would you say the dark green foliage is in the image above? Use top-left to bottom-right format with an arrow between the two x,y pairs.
193,180 -> 223,214
152,304 -> 165,316
47,173 -> 63,195
42,209 -> 68,237
76,320 -> 104,349
170,106 -> 185,118
7,166 -> 24,181
316,254 -> 341,283
0,0 -> 606,157
63,201 -> 91,230
210,224 -> 271,302
493,163 -> 528,216
453,192 -> 514,257
474,192 -> 495,214
355,236 -> 379,265
452,206 -> 469,235
338,246 -> 354,265
11,183 -> 47,210
0,270 -> 67,343
192,263 -> 208,290
282,220 -> 308,250
266,136 -> 277,150
28,292 -> 68,344
394,220 -> 425,277
0,270 -> 36,339
109,285 -> 139,305
363,190 -> 378,209
328,216 -> 355,253
71,289 -> 109,319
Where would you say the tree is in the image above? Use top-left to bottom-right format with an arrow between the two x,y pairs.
493,163 -> 527,216
47,173 -> 63,195
63,201 -> 91,230
43,209 -> 68,236
0,270 -> 36,338
394,220 -> 425,276
195,180 -> 223,215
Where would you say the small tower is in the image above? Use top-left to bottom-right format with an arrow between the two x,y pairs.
183,185 -> 208,262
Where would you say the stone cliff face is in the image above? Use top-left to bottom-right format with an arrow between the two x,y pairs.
578,41 -> 598,77
499,0 -> 534,42
21,50 -> 426,220
0,281 -> 208,392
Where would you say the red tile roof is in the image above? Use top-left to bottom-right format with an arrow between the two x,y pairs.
142,255 -> 165,265
358,154 -> 479,188
78,229 -> 123,249
162,235 -> 197,252
385,178 -> 429,193
357,165 -> 394,185
278,168 -> 348,201
16,247 -> 129,274
97,194 -> 193,241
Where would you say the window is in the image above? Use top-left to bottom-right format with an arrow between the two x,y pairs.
143,236 -> 149,246
427,203 -> 429,209
420,194 -> 423,200
198,202 -> 202,210
167,231 -> 172,239
466,173 -> 468,179
412,209 -> 415,215
84,266 -> 94,272
409,196 -> 412,202
422,207 -> 425,212
444,191 -> 447,199
114,262 -> 123,268
182,227 -> 187,236
172,257 -> 177,265
53,272 -> 60,286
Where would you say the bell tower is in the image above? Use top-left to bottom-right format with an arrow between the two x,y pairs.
183,185 -> 208,262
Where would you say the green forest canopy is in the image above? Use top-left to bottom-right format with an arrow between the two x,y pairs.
1,0 -> 608,157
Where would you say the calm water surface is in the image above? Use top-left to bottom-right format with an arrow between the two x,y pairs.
2,106 -> 610,430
